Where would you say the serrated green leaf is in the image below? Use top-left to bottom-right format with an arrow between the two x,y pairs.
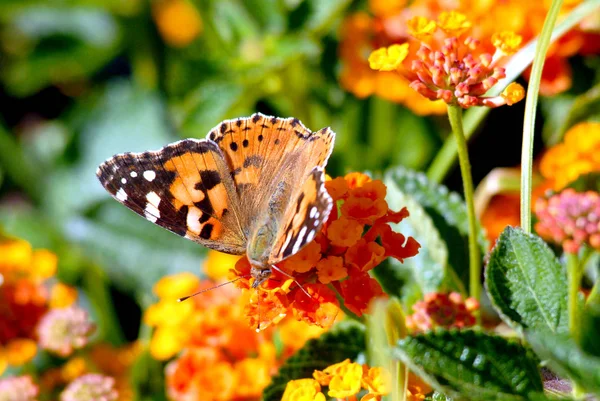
379,174 -> 448,303
262,321 -> 365,401
394,330 -> 543,401
527,330 -> 600,396
485,227 -> 569,334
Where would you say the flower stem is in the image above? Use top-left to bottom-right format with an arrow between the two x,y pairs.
567,252 -> 581,343
447,105 -> 481,323
520,0 -> 564,233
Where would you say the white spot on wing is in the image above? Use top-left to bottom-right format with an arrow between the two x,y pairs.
121,178 -> 127,184
130,171 -> 138,177
144,191 -> 161,223
292,226 -> 308,254
116,188 -> 127,201
281,230 -> 294,254
309,207 -> 317,218
307,229 -> 316,242
186,206 -> 203,234
143,170 -> 156,182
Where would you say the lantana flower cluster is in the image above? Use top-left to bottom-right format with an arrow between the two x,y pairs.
406,292 -> 479,333
0,236 -> 140,401
369,11 -> 525,108
535,188 -> 600,254
283,360 -> 390,401
540,122 -> 600,191
339,0 -> 598,111
145,253 -> 328,401
282,359 -> 432,401
0,237 -> 92,374
232,173 -> 420,330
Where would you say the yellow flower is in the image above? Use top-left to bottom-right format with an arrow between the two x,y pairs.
282,379 -> 326,401
3,339 -> 37,366
327,361 -> 364,398
313,358 -> 351,386
361,367 -> 390,395
501,83 -> 526,106
492,31 -> 523,55
152,272 -> 200,300
437,11 -> 472,36
204,250 -> 242,280
50,283 -> 78,308
368,44 -> 409,72
61,357 -> 88,382
407,17 -> 437,40
31,249 -> 57,281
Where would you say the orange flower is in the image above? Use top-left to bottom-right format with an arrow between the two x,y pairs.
230,172 -> 418,328
292,284 -> 339,329
328,361 -> 364,398
316,256 -> 347,284
282,241 -> 322,273
327,217 -> 364,247
345,239 -> 386,272
325,177 -> 349,201
342,181 -> 389,224
153,0 -> 202,47
540,122 -> 600,190
340,270 -> 385,316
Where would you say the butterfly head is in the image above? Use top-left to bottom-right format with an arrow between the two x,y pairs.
250,266 -> 272,289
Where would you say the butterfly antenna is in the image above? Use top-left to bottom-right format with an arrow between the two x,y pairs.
177,275 -> 250,302
271,265 -> 312,299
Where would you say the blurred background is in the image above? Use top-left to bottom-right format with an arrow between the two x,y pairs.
0,0 -> 599,399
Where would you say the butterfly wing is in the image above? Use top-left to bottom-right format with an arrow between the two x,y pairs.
96,139 -> 247,254
269,166 -> 333,263
207,113 -> 335,226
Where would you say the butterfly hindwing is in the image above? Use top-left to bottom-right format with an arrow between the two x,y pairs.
208,113 -> 335,228
269,166 -> 333,264
96,139 -> 247,254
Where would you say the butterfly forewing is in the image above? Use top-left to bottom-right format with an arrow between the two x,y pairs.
96,139 -> 247,254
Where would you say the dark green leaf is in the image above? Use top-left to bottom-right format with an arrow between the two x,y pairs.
394,330 -> 543,401
485,227 -> 569,333
527,330 -> 600,396
580,302 -> 600,357
262,321 -> 365,401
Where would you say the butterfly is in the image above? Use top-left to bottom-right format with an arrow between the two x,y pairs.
96,113 -> 335,289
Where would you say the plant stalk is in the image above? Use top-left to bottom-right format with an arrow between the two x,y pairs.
520,0 -> 564,233
447,105 -> 481,322
567,252 -> 581,343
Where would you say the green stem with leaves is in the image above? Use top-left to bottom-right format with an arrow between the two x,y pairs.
447,105 -> 481,320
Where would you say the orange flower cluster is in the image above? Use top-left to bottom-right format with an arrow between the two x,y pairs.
0,237 -> 78,375
339,0 -> 599,107
540,122 -> 600,191
405,292 -> 479,333
369,12 -> 525,108
232,173 -> 420,330
146,253 -> 328,401
283,359 -> 431,401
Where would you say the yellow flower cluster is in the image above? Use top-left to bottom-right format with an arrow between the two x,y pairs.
283,359 -> 390,401
540,122 -> 600,190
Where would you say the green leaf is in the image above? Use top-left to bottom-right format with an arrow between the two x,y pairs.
305,0 -> 352,35
262,321 -> 365,401
379,173 -> 448,303
527,330 -> 600,396
394,330 -> 543,401
384,166 -> 488,295
485,227 -> 569,334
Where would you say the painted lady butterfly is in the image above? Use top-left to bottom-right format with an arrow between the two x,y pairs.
96,113 -> 335,288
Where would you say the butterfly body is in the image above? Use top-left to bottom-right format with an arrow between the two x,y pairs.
96,113 -> 335,287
